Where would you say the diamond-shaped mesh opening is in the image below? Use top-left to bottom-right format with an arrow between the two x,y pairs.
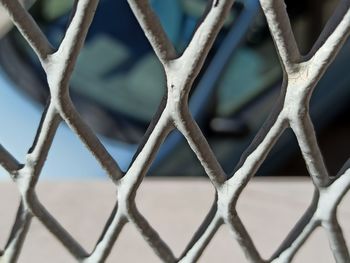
294,227 -> 335,263
39,123 -> 118,179
207,136 -> 248,175
71,38 -> 166,143
214,38 -> 281,119
69,1 -> 167,144
136,176 -> 216,257
199,224 -> 247,263
36,122 -> 119,253
109,223 -> 161,263
36,180 -> 117,252
206,98 -> 279,175
209,86 -> 282,175
273,133 -> 310,176
257,128 -> 300,176
19,218 -> 75,263
211,70 -> 283,176
236,177 -> 314,259
152,131 -> 215,176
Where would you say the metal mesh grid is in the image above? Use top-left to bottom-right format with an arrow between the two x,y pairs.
0,0 -> 349,262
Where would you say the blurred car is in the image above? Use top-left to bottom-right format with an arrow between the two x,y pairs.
0,0 -> 349,178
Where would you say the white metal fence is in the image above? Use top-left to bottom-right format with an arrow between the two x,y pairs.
0,0 -> 349,262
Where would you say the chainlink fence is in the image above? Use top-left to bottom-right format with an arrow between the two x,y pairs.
0,0 -> 349,262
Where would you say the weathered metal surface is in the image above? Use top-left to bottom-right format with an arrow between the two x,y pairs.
0,0 -> 349,262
